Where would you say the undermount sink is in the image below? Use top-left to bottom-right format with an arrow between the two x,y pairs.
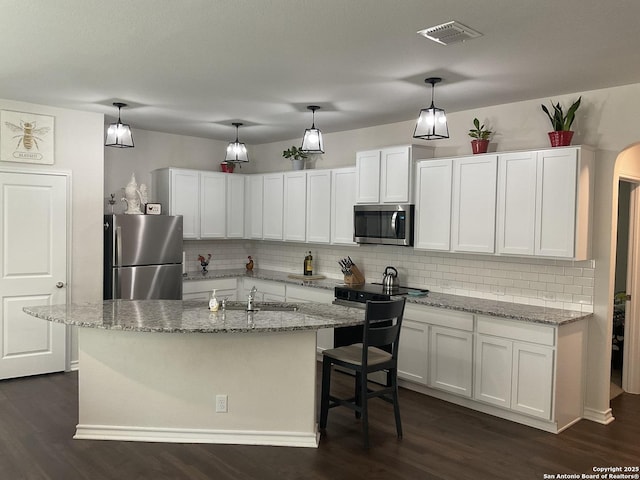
223,301 -> 299,312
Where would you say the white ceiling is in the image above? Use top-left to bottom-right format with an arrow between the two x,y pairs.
2,0 -> 640,144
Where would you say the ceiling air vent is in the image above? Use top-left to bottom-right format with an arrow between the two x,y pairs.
417,21 -> 482,45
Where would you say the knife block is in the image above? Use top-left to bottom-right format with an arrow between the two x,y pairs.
344,265 -> 365,285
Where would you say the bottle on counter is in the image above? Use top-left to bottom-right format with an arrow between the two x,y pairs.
209,289 -> 219,312
304,251 -> 313,276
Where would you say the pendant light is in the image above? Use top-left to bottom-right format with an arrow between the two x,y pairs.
300,105 -> 324,154
224,122 -> 249,164
413,77 -> 449,140
105,102 -> 135,148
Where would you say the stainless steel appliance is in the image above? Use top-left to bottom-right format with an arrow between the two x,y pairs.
382,266 -> 399,292
353,204 -> 414,246
103,214 -> 183,300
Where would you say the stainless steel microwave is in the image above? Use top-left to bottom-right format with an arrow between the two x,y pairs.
353,204 -> 414,246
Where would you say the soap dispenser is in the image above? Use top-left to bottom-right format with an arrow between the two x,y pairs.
209,289 -> 219,312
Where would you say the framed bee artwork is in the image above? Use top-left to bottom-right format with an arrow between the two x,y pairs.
0,110 -> 55,165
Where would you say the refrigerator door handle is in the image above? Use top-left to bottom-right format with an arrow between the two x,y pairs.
113,269 -> 121,299
115,225 -> 122,266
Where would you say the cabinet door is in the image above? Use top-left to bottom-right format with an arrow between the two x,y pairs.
429,326 -> 473,397
200,172 -> 226,239
226,174 -> 245,238
247,175 -> 263,239
451,156 -> 497,253
263,174 -> 284,240
496,152 -> 537,255
171,170 -> 200,239
535,148 -> 577,257
511,342 -> 554,419
380,146 -> 411,203
415,160 -> 452,250
306,170 -> 331,243
355,150 -> 381,203
474,334 -> 513,408
286,285 -> 334,353
283,171 -> 307,241
331,168 -> 356,245
397,319 -> 429,385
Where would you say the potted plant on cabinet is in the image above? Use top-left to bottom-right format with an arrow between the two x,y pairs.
541,96 -> 581,147
282,146 -> 308,170
468,118 -> 492,154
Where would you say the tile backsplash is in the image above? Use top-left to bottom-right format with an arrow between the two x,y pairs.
184,240 -> 594,313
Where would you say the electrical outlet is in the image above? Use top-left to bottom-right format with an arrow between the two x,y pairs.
216,394 -> 228,413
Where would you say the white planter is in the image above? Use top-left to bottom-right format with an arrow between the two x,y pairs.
291,159 -> 305,170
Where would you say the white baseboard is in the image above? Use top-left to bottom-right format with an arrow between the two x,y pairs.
74,424 -> 319,448
582,406 -> 615,425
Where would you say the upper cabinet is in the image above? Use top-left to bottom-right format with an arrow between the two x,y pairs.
331,167 -> 357,245
263,173 -> 284,240
306,170 -> 331,244
451,155 -> 498,254
245,174 -> 264,239
415,146 -> 594,260
283,171 -> 307,242
355,145 -> 433,204
497,146 -> 594,259
153,168 -> 244,240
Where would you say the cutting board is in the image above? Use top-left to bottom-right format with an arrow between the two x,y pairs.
288,274 -> 326,281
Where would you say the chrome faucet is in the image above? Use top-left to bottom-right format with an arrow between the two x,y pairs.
247,286 -> 257,311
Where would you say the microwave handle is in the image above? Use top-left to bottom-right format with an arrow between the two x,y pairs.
391,212 -> 398,237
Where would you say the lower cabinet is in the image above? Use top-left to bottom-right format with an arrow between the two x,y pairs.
397,319 -> 428,385
182,278 -> 238,301
474,316 -> 555,421
430,326 -> 473,397
240,277 -> 285,302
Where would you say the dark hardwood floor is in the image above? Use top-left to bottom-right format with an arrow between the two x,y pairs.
1,367 -> 639,480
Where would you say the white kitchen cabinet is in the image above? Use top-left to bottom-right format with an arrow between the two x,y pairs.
511,342 -> 554,419
496,151 -> 537,255
226,173 -> 245,238
262,173 -> 284,240
153,168 -> 200,239
355,145 -> 433,204
153,168 -> 240,240
331,167 -> 356,245
306,170 -> 331,244
414,159 -> 452,251
397,318 -> 429,385
286,284 -> 334,354
496,146 -> 594,259
283,171 -> 307,242
355,149 -> 381,203
474,334 -> 513,408
476,316 -> 555,421
182,278 -> 238,301
246,174 -> 264,239
200,172 -> 226,239
451,155 -> 498,253
429,325 -> 473,397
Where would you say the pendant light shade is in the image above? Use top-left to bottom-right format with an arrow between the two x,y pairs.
300,105 -> 324,154
224,122 -> 249,163
105,102 -> 134,148
413,77 -> 449,140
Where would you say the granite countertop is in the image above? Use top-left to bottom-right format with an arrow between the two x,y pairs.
183,268 -> 592,326
23,300 -> 367,334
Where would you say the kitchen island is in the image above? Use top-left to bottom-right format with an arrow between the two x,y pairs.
24,299 -> 367,448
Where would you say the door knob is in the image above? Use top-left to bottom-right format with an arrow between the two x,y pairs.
56,282 -> 64,288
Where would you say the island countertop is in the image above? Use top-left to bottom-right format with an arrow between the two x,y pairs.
23,300 -> 367,334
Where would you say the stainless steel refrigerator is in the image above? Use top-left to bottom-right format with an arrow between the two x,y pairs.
104,214 -> 183,300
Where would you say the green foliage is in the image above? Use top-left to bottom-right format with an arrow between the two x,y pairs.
282,146 -> 308,161
468,118 -> 492,140
541,96 -> 581,131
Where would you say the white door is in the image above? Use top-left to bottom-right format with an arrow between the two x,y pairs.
380,146 -> 410,203
226,174 -> 244,238
283,171 -> 307,242
263,173 -> 284,240
171,169 -> 200,239
200,172 -> 226,238
397,319 -> 429,385
0,171 -> 67,379
355,149 -> 381,203
429,326 -> 473,397
415,160 -> 452,251
330,167 -> 356,245
474,334 -> 513,408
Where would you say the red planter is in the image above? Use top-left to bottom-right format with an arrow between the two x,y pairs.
220,162 -> 235,173
471,139 -> 490,154
548,131 -> 574,147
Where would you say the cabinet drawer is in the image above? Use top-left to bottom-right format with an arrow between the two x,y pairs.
286,285 -> 333,303
405,304 -> 473,331
183,278 -> 237,294
477,316 -> 555,346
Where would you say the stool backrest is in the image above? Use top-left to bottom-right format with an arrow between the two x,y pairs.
362,298 -> 406,366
